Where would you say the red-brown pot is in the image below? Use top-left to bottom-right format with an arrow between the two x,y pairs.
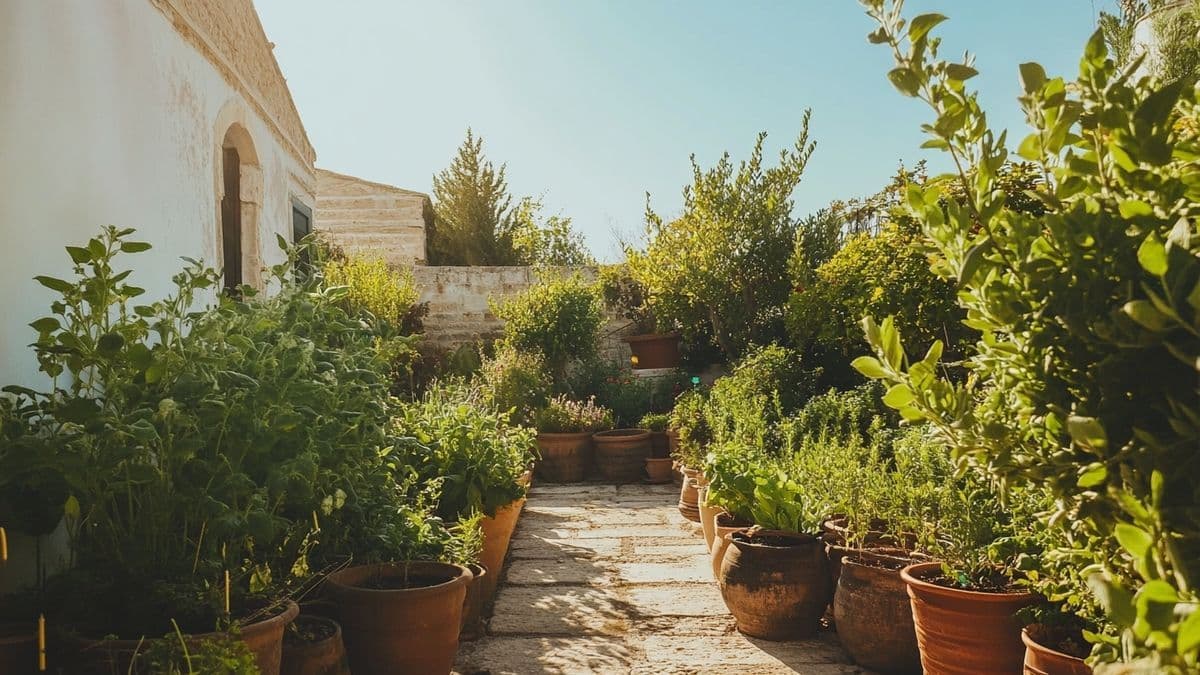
592,429 -> 651,483
535,432 -> 592,483
62,600 -> 298,675
644,457 -> 673,484
1022,625 -> 1093,675
710,514 -> 752,578
459,564 -> 488,642
717,530 -> 831,641
833,553 -> 922,675
624,332 -> 681,369
325,562 -> 470,675
902,561 -> 1037,675
677,476 -> 702,522
281,614 -> 350,675
0,622 -> 36,675
479,498 -> 525,606
648,431 -> 670,458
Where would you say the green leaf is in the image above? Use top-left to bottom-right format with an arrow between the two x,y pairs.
1137,234 -> 1168,276
1123,300 -> 1170,331
1089,574 -> 1136,628
1114,523 -> 1153,557
944,63 -> 978,81
1067,415 -> 1107,451
907,13 -> 947,43
1119,200 -> 1153,219
883,384 -> 915,407
888,67 -> 922,97
851,356 -> 889,380
29,317 -> 60,334
97,332 -> 125,354
119,241 -> 152,253
1019,62 -> 1047,94
1017,134 -> 1042,161
66,246 -> 92,264
1178,608 -> 1200,654
959,239 -> 991,287
1077,463 -> 1108,488
34,276 -> 73,293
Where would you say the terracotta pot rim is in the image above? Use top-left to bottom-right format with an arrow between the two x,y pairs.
465,563 -> 487,579
537,431 -> 597,439
645,457 -> 673,463
623,332 -> 681,343
61,599 -> 298,648
326,562 -> 471,599
715,512 -> 752,528
287,613 -> 343,648
901,561 -> 1036,601
593,428 -> 650,440
728,529 -> 820,548
1021,624 -> 1092,665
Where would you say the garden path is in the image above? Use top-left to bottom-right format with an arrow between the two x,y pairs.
454,482 -> 871,675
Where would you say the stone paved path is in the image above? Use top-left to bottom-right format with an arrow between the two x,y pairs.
454,483 -> 871,675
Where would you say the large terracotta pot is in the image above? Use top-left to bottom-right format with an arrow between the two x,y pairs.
644,457 -> 673,484
717,530 -> 831,641
459,563 -> 488,642
479,498 -> 525,606
592,429 -> 651,483
535,432 -> 592,483
902,561 -> 1037,675
1022,625 -> 1093,675
0,622 -> 35,675
281,614 -> 350,675
698,489 -> 719,551
677,476 -> 701,522
833,553 -> 922,675
648,431 -> 671,458
62,600 -> 298,675
624,332 -> 681,369
710,513 -> 752,578
823,516 -> 917,588
325,562 -> 470,675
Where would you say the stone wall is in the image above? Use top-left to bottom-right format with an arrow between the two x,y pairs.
316,169 -> 431,265
412,266 -> 635,362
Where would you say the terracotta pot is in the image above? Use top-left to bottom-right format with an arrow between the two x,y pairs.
647,430 -> 670,458
535,432 -> 593,483
326,562 -> 470,675
624,332 -> 681,369
479,498 -> 525,606
677,476 -> 702,522
698,489 -> 719,551
459,563 -> 488,642
833,553 -> 922,675
592,429 -> 651,483
717,530 -> 831,641
281,614 -> 350,675
644,457 -> 673,484
823,516 -> 917,588
63,600 -> 298,675
710,513 -> 752,578
1022,625 -> 1093,675
902,561 -> 1037,675
0,622 -> 36,675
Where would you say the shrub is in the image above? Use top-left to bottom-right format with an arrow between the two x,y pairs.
324,254 -> 420,331
533,395 -> 615,433
478,345 -> 552,426
598,263 -> 659,333
704,345 -> 820,449
789,382 -> 895,443
492,273 -> 603,377
668,389 -> 711,468
638,412 -> 670,432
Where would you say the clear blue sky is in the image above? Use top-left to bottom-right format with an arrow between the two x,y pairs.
256,1 -> 1116,261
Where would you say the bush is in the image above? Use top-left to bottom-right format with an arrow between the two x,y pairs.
492,273 -> 603,377
638,412 -> 670,432
478,345 -> 552,427
789,382 -> 895,443
324,254 -> 420,331
533,395 -> 614,433
704,345 -> 820,450
668,389 -> 711,468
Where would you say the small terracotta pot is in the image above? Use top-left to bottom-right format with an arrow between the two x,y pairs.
592,429 -> 651,483
677,476 -> 702,522
710,514 -> 752,578
624,332 -> 681,369
535,432 -> 593,483
1022,624 -> 1093,675
281,614 -> 350,675
644,457 -> 673,484
326,562 -> 470,675
833,553 -> 922,675
902,561 -> 1036,675
480,498 -> 525,606
62,600 -> 298,675
717,530 -> 831,641
647,430 -> 671,458
459,563 -> 488,642
698,490 -> 719,551
0,622 -> 36,675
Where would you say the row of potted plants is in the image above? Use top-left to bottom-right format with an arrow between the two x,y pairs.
532,395 -> 675,484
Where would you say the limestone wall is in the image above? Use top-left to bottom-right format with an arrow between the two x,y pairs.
316,169 -> 431,265
412,266 -> 635,362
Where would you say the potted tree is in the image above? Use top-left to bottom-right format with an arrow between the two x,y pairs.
599,264 -> 681,369
533,396 -> 614,483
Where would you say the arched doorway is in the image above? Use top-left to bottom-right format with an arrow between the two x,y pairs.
218,123 -> 261,292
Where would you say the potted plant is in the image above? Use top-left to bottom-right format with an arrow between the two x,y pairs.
668,390 -> 710,521
638,413 -> 673,483
281,613 -> 349,675
325,561 -> 471,675
591,428 -> 652,483
532,395 -> 614,483
599,264 -> 681,370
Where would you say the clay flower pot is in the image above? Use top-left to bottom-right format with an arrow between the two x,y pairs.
833,553 -> 923,675
822,516 -> 916,588
0,622 -> 36,675
710,513 -> 752,578
63,600 -> 299,675
535,432 -> 593,483
648,430 -> 671,458
592,429 -> 651,483
901,561 -> 1037,675
326,562 -> 470,675
281,614 -> 350,675
1022,624 -> 1093,675
717,530 -> 831,641
459,563 -> 488,642
698,489 -> 719,551
624,332 -> 681,369
677,476 -> 702,522
644,457 -> 673,484
479,498 -> 525,606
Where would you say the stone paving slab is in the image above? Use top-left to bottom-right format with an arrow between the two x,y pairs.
455,483 -> 871,675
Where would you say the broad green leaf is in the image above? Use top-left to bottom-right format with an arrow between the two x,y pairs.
1114,523 -> 1153,557
945,63 -> 978,81
29,317 -> 60,334
1019,62 -> 1047,94
34,276 -> 73,293
888,67 -> 922,97
1178,608 -> 1200,654
851,356 -> 889,379
1077,463 -> 1108,488
1067,415 -> 1107,451
907,13 -> 947,43
1017,134 -> 1042,161
1137,234 -> 1168,276
119,241 -> 152,253
66,246 -> 92,264
1119,200 -> 1153,218
883,384 -> 915,407
97,332 -> 125,354
1123,300 -> 1169,331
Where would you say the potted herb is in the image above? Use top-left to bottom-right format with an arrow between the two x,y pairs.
638,413 -> 673,483
599,264 -> 681,369
532,395 -> 614,483
668,390 -> 710,521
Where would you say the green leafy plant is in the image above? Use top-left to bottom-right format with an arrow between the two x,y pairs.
704,345 -> 820,451
638,412 -> 670,432
598,264 -> 660,334
492,273 -> 603,379
668,389 -> 711,469
533,395 -> 614,433
510,197 -> 594,266
859,2 -> 1200,668
478,345 -> 552,427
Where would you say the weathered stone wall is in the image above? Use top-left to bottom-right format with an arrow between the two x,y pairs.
316,169 -> 431,265
412,266 -> 635,362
